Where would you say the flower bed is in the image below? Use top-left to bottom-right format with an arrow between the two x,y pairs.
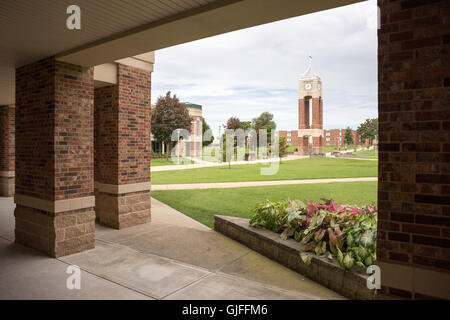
249,198 -> 377,271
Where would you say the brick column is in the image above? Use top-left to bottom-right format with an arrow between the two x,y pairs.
377,0 -> 450,299
291,130 -> 298,146
319,99 -> 323,129
0,105 -> 15,196
311,98 -> 321,129
94,63 -> 151,229
298,136 -> 309,156
312,136 -> 323,155
298,98 -> 309,129
189,116 -> 202,158
14,57 -> 95,257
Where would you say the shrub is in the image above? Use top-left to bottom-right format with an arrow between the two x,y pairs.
249,198 -> 377,270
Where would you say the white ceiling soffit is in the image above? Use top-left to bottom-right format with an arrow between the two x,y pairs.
0,0 -> 362,105
58,0 -> 363,66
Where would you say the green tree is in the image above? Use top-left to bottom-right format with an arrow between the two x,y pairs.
278,136 -> 289,163
151,91 -> 192,162
252,112 -> 276,133
344,127 -> 354,147
252,112 -> 276,145
240,121 -> 253,131
223,130 -> 235,169
202,118 -> 214,147
357,118 -> 378,145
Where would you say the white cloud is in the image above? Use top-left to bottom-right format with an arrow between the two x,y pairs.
151,0 -> 378,136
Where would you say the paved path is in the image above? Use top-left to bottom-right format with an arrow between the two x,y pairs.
152,148 -> 377,172
151,177 -> 378,190
152,154 -> 307,172
0,197 -> 343,300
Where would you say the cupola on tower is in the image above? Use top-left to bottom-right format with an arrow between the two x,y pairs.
297,56 -> 324,155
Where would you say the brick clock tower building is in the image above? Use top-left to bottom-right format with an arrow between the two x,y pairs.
297,57 -> 324,155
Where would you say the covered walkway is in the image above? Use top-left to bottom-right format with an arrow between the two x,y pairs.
0,197 -> 343,300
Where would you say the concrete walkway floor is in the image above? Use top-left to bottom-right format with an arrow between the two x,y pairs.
0,197 -> 344,300
152,177 -> 378,190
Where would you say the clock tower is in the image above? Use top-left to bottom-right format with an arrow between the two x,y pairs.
297,56 -> 324,155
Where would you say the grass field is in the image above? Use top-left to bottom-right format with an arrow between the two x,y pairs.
152,181 -> 378,228
355,149 -> 378,159
151,157 -> 194,166
151,157 -> 378,184
286,145 -> 298,152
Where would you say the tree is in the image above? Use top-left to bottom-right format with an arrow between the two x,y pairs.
202,118 -> 214,147
344,127 -> 354,147
252,112 -> 276,133
252,112 -> 276,145
222,130 -> 235,169
226,117 -> 243,130
357,118 -> 378,146
278,136 -> 289,163
151,91 -> 192,162
240,121 -> 253,131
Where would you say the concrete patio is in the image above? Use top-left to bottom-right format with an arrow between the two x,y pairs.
0,196 -> 343,300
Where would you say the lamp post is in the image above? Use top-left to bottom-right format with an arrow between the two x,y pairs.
177,129 -> 180,164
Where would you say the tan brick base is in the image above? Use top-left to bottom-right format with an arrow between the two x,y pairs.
95,189 -> 151,229
14,205 -> 95,258
0,176 -> 14,197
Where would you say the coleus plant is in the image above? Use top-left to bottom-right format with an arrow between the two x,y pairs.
249,198 -> 377,270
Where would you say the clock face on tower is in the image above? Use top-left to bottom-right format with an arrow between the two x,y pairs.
304,83 -> 312,90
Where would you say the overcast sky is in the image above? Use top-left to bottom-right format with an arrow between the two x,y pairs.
151,0 -> 378,137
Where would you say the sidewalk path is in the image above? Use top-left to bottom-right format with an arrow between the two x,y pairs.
152,177 -> 378,191
152,154 -> 307,172
152,148 -> 377,172
0,197 -> 344,300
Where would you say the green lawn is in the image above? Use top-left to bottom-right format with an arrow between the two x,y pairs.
152,181 -> 378,228
287,145 -> 298,152
151,157 -> 194,166
151,157 -> 378,184
355,149 -> 378,159
323,145 -> 338,153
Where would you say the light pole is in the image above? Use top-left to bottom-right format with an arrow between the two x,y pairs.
177,129 -> 180,163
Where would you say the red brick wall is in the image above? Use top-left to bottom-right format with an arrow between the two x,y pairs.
291,130 -> 299,146
0,105 -> 14,172
117,64 -> 151,184
298,99 -> 309,129
278,131 -> 287,144
189,115 -> 202,157
15,57 -> 94,201
94,64 -> 151,186
329,129 -> 340,146
54,61 -> 94,200
378,0 -> 450,294
94,85 -> 119,184
311,98 -> 321,129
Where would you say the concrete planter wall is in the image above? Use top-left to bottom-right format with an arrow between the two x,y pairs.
215,215 -> 378,300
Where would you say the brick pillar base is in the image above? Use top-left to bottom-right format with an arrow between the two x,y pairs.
95,188 -> 150,229
15,57 -> 95,257
298,136 -> 309,155
312,136 -> 324,154
15,204 -> 95,257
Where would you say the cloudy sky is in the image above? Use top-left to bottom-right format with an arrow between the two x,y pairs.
151,0 -> 378,137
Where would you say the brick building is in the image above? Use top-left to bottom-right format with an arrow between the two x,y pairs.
278,130 -> 298,146
323,128 -> 361,146
151,102 -> 203,159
